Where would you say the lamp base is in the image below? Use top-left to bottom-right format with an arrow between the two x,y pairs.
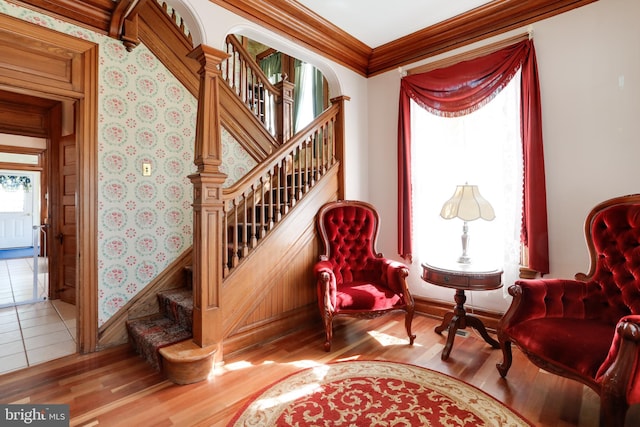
457,255 -> 471,264
458,221 -> 471,264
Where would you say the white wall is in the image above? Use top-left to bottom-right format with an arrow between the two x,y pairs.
367,0 -> 640,313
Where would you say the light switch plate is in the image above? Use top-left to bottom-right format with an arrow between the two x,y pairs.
142,162 -> 151,176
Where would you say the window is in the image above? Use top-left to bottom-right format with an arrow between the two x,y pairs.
294,62 -> 315,131
0,174 -> 33,213
411,70 -> 523,286
397,39 -> 549,276
294,61 -> 325,132
0,187 -> 27,212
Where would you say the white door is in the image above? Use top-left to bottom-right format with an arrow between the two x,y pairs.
0,171 -> 38,249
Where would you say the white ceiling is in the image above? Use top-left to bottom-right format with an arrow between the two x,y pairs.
296,0 -> 493,48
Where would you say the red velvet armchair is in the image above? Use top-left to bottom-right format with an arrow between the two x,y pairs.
497,194 -> 640,427
314,200 -> 416,351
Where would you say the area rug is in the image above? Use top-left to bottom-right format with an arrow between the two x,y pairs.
229,360 -> 532,426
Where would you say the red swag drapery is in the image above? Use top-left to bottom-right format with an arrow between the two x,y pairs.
397,39 -> 549,274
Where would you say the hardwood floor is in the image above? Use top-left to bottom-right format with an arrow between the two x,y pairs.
0,313 -> 638,426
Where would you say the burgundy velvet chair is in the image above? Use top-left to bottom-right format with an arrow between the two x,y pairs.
314,200 -> 416,351
497,194 -> 640,427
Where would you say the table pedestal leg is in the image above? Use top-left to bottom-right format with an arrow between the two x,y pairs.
434,289 -> 499,360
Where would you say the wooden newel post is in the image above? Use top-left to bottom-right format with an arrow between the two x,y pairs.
187,44 -> 229,351
274,79 -> 294,143
330,95 -> 349,200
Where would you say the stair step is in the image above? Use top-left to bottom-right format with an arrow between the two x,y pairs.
158,288 -> 193,332
126,316 -> 192,371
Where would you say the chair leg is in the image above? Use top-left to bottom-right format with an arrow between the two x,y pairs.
405,309 -> 416,345
600,391 -> 628,427
323,313 -> 333,352
496,339 -> 513,378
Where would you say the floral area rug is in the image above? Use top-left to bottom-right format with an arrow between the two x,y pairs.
229,360 -> 532,426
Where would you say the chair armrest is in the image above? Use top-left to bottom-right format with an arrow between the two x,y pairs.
314,259 -> 337,311
365,257 -> 412,304
596,315 -> 640,405
378,258 -> 410,294
501,278 -> 596,328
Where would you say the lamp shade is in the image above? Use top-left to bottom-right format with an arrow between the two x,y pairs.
440,185 -> 495,221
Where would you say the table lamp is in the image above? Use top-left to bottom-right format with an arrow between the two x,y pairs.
440,184 -> 495,264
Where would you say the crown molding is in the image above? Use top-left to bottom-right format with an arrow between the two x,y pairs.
12,0 -> 116,33
368,0 -> 598,76
208,0 -> 371,75
11,0 -> 598,77
211,0 -> 597,77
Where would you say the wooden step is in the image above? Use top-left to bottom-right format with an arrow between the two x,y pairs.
159,340 -> 219,384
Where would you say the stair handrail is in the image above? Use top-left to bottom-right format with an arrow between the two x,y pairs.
156,0 -> 193,44
223,103 -> 339,200
221,103 -> 340,276
222,35 -> 283,138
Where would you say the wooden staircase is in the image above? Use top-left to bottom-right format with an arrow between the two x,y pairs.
125,266 -> 217,384
120,0 -> 346,384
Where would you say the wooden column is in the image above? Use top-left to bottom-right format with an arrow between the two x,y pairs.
274,79 -> 294,143
330,95 -> 349,200
187,44 -> 229,350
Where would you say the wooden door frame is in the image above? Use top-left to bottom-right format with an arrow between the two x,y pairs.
0,14 -> 99,352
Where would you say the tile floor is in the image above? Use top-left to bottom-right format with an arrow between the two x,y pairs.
0,257 -> 76,375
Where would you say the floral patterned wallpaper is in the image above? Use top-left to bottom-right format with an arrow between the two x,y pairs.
0,0 -> 256,326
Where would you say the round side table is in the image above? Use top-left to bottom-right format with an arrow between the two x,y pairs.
421,262 -> 503,361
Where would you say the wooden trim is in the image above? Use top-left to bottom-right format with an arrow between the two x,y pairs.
330,96 -> 349,201
0,144 -> 44,153
221,163 -> 338,338
12,0 -> 116,34
406,32 -> 530,75
218,75 -> 278,162
0,162 -> 42,171
76,43 -> 99,354
14,0 -> 596,78
136,0 -> 199,97
210,0 -> 595,77
368,0 -> 597,76
208,0 -> 370,75
0,13 -> 99,353
108,0 -> 137,38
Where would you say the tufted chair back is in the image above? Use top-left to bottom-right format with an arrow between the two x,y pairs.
318,201 -> 381,285
579,199 -> 640,322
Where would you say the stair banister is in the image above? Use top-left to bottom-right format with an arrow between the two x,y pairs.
187,43 -> 228,359
223,36 -> 283,137
220,101 -> 346,277
222,103 -> 339,199
274,79 -> 295,143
